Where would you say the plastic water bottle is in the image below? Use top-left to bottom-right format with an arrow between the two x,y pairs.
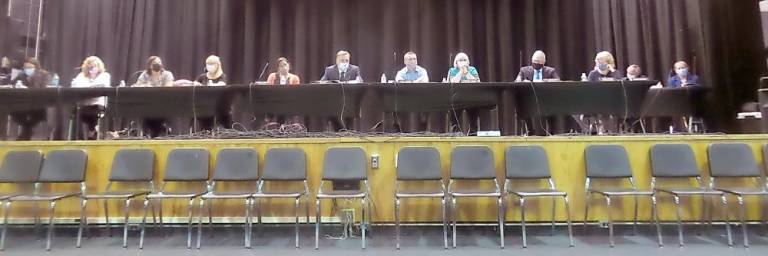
580,73 -> 588,81
207,79 -> 213,86
380,73 -> 387,83
119,80 -> 126,87
51,73 -> 60,87
14,80 -> 22,88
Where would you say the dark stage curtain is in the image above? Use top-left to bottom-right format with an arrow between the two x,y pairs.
36,0 -> 765,132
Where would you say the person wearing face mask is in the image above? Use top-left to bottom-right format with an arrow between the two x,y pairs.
624,64 -> 648,81
321,50 -> 363,83
447,52 -> 480,83
667,61 -> 699,87
9,57 -> 51,140
266,57 -> 301,85
587,51 -> 622,82
135,56 -> 174,87
71,56 -> 112,140
395,52 -> 429,83
515,50 -> 560,82
195,55 -> 228,86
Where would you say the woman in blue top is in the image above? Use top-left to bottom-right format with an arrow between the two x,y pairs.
447,52 -> 480,83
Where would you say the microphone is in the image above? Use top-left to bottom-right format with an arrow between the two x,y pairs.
256,61 -> 269,81
393,51 -> 397,81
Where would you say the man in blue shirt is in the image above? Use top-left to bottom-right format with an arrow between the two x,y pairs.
667,61 -> 699,87
395,52 -> 429,83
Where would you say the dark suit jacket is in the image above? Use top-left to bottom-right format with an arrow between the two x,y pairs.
320,64 -> 363,82
517,66 -> 560,81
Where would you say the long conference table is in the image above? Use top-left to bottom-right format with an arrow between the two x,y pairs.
0,81 -> 709,139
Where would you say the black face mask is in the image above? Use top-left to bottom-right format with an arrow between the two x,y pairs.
151,63 -> 162,72
532,63 -> 544,70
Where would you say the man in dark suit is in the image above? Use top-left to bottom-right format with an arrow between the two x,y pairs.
516,50 -> 560,82
320,50 -> 363,83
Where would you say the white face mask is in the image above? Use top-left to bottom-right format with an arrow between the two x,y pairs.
206,64 -> 217,73
627,74 -> 636,81
23,68 -> 35,76
457,60 -> 469,68
338,62 -> 349,71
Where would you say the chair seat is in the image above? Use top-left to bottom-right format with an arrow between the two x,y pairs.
317,190 -> 366,199
589,187 -> 653,196
655,187 -> 723,195
10,192 -> 80,201
396,188 -> 445,198
508,188 -> 566,197
716,187 -> 768,196
202,191 -> 255,199
254,190 -> 305,198
450,188 -> 501,198
83,190 -> 149,199
146,191 -> 204,199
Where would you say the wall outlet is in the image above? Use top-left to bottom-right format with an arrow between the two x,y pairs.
371,154 -> 379,169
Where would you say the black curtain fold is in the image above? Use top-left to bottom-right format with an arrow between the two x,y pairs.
34,0 -> 766,132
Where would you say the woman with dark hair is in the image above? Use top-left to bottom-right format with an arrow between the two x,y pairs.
10,57 -> 51,140
134,56 -> 175,137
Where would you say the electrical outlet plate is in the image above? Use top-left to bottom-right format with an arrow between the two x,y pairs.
371,154 -> 379,169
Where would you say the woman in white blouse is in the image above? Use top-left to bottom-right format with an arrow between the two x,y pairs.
71,56 -> 111,139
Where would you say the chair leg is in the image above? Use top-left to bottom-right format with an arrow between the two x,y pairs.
698,195 -> 707,236
583,192 -> 591,233
761,196 -> 767,236
737,195 -> 748,247
520,197 -> 527,248
76,198 -> 87,248
207,200 -> 214,237
158,199 -> 164,228
294,197 -> 300,249
395,197 -> 400,250
122,199 -> 131,248
305,194 -> 311,224
139,199 -> 149,249
632,195 -> 639,236
441,196 -> 448,249
551,196 -> 557,236
1,201 -> 12,250
673,195 -> 684,247
452,197 -> 457,248
196,198 -> 205,249
564,196 -> 574,247
651,195 -> 663,247
186,198 -> 195,249
361,196 -> 366,250
721,195 -> 733,246
45,201 -> 57,251
498,196 -> 504,249
104,200 -> 112,237
150,199 -> 157,228
245,198 -> 252,249
605,196 -> 614,247
315,199 -> 320,250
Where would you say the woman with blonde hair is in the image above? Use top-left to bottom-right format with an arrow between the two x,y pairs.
195,55 -> 227,86
71,55 -> 111,139
587,51 -> 622,81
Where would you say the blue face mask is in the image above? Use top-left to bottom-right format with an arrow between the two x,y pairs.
23,68 -> 35,77
676,68 -> 688,77
597,63 -> 609,71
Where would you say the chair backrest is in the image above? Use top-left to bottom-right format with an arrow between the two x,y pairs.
322,147 -> 367,181
450,146 -> 496,180
396,147 -> 442,180
585,144 -> 633,178
650,144 -> 701,178
505,145 -> 551,179
108,149 -> 155,182
163,148 -> 210,181
38,149 -> 88,183
262,148 -> 307,181
0,150 -> 43,183
212,148 -> 259,181
708,143 -> 761,177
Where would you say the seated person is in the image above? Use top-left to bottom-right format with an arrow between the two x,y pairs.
666,61 -> 699,87
320,50 -> 363,83
516,50 -> 560,82
395,52 -> 429,83
447,52 -> 480,83
587,51 -> 622,81
10,57 -> 51,140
